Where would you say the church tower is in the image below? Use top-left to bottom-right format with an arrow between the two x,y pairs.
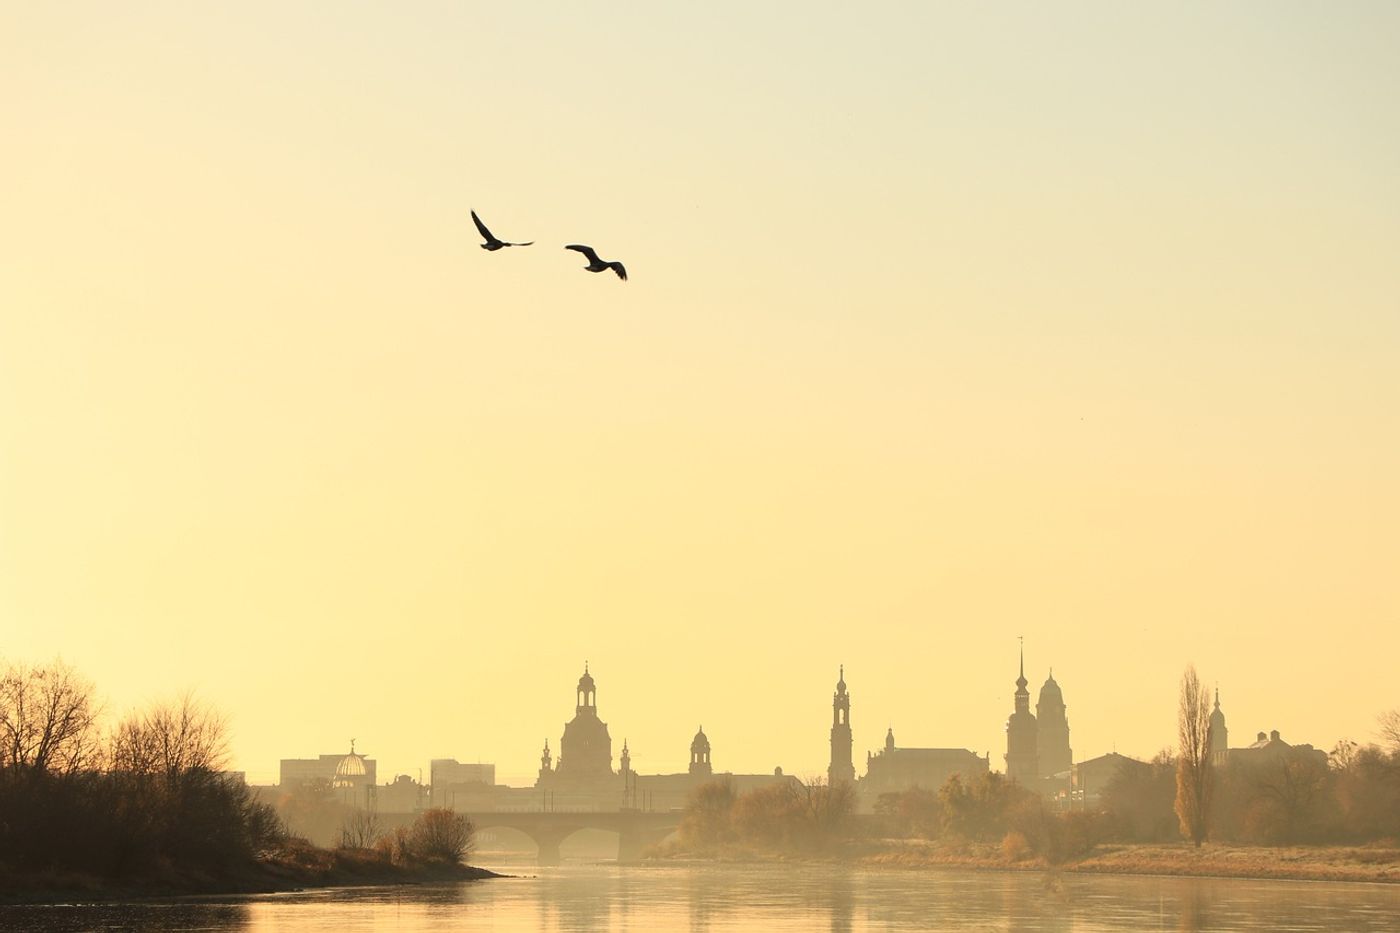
1005,640 -> 1039,785
689,726 -> 712,777
538,739 -> 553,781
554,663 -> 614,786
828,666 -> 855,786
1035,670 -> 1072,778
1208,687 -> 1229,765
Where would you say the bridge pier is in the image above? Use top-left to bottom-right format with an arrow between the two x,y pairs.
616,815 -> 678,863
522,827 -> 571,866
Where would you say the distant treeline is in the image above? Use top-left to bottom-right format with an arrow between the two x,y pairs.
867,716 -> 1400,860
674,776 -> 857,856
671,711 -> 1400,863
0,659 -> 473,893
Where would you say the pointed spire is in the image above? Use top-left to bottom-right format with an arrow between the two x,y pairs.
1015,636 -> 1029,691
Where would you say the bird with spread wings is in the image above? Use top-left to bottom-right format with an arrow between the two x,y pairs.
471,210 -> 533,250
565,244 -> 627,281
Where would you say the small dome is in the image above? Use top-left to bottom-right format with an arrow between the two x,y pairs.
691,726 -> 709,751
577,664 -> 596,692
334,744 -> 367,782
836,664 -> 847,692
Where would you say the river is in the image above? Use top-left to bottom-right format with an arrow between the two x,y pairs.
5,862 -> 1400,931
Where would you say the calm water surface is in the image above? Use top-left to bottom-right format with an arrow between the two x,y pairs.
5,862 -> 1400,932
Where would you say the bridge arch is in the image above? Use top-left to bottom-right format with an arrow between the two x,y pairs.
463,811 -> 681,865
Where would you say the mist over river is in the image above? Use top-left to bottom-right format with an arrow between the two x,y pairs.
5,862 -> 1400,932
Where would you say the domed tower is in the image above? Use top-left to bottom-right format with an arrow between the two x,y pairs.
555,663 -> 614,786
1005,641 -> 1039,785
620,739 -> 632,776
577,664 -> 597,712
333,740 -> 372,809
538,739 -> 553,781
884,727 -> 896,755
828,665 -> 855,786
1208,687 -> 1229,765
1036,670 -> 1072,778
689,726 -> 712,777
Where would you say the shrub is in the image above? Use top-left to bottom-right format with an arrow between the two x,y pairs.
1001,831 -> 1031,862
404,808 -> 474,864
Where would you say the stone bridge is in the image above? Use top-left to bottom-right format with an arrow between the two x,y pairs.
462,809 -> 682,864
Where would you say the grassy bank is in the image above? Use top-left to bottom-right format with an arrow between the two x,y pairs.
652,836 -> 1400,884
0,842 -> 499,905
856,839 -> 1400,884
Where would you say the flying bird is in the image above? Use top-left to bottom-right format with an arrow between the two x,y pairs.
565,244 -> 627,281
471,210 -> 533,250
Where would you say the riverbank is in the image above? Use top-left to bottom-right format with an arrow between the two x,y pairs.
861,840 -> 1400,884
0,844 -> 500,905
656,840 -> 1400,885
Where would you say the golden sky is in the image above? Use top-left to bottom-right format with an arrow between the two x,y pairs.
3,4 -> 1398,784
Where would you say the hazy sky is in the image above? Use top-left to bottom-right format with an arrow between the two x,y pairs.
3,3 -> 1398,785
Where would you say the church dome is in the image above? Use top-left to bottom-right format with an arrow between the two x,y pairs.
334,743 -> 367,784
691,726 -> 709,752
577,665 -> 596,693
1038,675 -> 1064,707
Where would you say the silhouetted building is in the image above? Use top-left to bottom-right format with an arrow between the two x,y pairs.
430,759 -> 496,808
862,726 -> 990,804
1070,752 -> 1147,810
378,773 -> 427,814
828,666 -> 855,786
1206,689 -> 1325,769
689,727 -> 712,777
538,664 -> 615,791
1227,729 -> 1326,767
1209,687 -> 1229,765
279,742 -> 378,800
630,728 -> 793,811
1036,672 -> 1072,779
1005,644 -> 1039,784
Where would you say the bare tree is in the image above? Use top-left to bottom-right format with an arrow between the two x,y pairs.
339,807 -> 384,849
0,659 -> 102,775
1379,709 -> 1400,753
110,691 -> 228,780
1174,665 -> 1214,847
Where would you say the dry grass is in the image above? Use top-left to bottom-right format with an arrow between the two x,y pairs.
1075,842 -> 1400,884
852,838 -> 1400,884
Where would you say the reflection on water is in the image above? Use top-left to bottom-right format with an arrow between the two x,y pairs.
4,862 -> 1400,932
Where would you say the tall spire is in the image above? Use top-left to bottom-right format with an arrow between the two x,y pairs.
1016,636 -> 1028,691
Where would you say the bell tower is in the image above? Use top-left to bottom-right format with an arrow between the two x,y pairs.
577,662 -> 597,713
1005,638 -> 1040,785
828,665 -> 855,785
538,739 -> 553,781
689,727 -> 712,777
